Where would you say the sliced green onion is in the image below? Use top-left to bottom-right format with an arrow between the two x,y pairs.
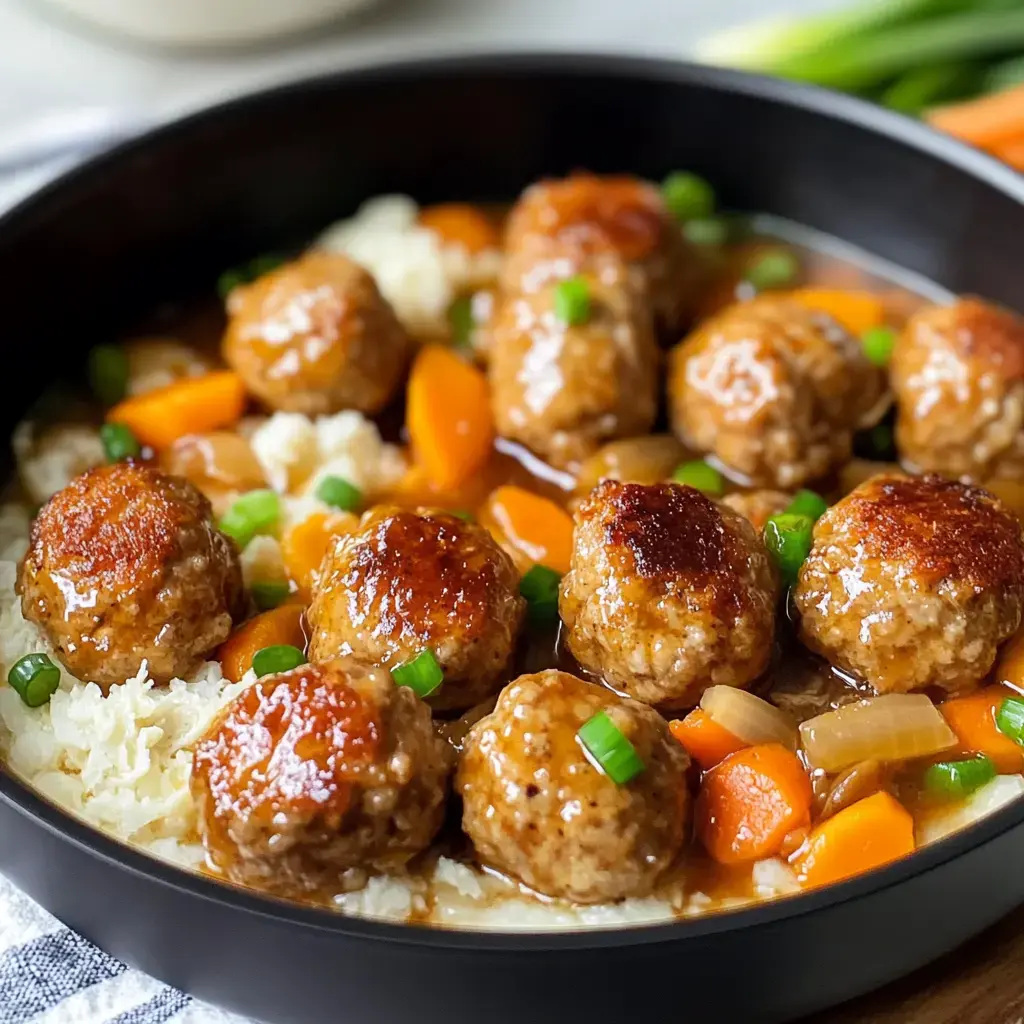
519,564 -> 562,624
252,644 -> 306,678
316,475 -> 363,513
684,217 -> 730,247
8,653 -> 61,708
763,513 -> 814,587
448,296 -> 475,349
100,422 -> 140,463
744,249 -> 800,291
672,460 -> 724,497
880,62 -> 980,115
553,276 -> 591,326
220,489 -> 280,549
985,54 -> 1024,93
251,581 -> 290,611
661,171 -> 716,222
996,696 -> 1024,747
785,489 -> 828,523
862,326 -> 897,368
88,345 -> 129,406
924,755 -> 996,800
577,710 -> 645,785
391,650 -> 443,698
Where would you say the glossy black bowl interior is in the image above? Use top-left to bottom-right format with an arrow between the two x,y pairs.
0,53 -> 1023,1024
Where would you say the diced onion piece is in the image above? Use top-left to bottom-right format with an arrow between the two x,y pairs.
800,694 -> 957,773
700,685 -> 798,752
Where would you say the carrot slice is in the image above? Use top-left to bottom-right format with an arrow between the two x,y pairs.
788,288 -> 886,336
486,485 -> 574,575
418,204 -> 500,254
695,744 -> 813,865
928,84 -> 1024,149
219,605 -> 306,683
406,345 -> 494,492
281,511 -> 357,600
108,371 -> 246,450
670,710 -> 748,771
939,685 -> 1024,774
992,137 -> 1024,172
795,791 -> 914,889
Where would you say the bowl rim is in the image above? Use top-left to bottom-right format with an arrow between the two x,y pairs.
1,49 -> 1023,952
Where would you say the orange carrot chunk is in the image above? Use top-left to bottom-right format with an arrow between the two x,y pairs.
281,511 -> 357,600
939,685 -> 1024,775
696,743 -> 813,865
108,371 -> 246,450
487,485 -> 575,575
406,345 -> 494,492
992,137 -> 1024,172
788,288 -> 886,337
418,203 -> 500,254
219,605 -> 306,683
928,84 -> 1024,149
795,791 -> 914,889
670,709 -> 748,771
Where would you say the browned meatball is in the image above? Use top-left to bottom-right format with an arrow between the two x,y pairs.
892,298 -> 1024,481
457,670 -> 689,904
721,489 -> 792,532
793,473 -> 1024,695
501,173 -> 699,332
668,297 -> 888,488
489,259 -> 660,468
560,481 -> 778,709
192,658 -> 449,895
222,250 -> 410,415
18,462 -> 243,688
307,508 -> 525,712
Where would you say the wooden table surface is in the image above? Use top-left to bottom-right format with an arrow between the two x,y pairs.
807,906 -> 1024,1024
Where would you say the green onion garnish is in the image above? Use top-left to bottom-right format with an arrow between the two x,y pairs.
519,564 -> 562,624
316,475 -> 363,513
862,326 -> 897,368
577,710 -> 645,785
661,171 -> 716,223
88,345 -> 129,407
924,755 -> 996,801
763,513 -> 814,587
744,249 -> 800,291
553,276 -> 591,326
391,650 -> 443,698
220,489 -> 281,549
683,218 -> 729,247
251,581 -> 290,611
8,653 -> 61,708
100,423 -> 140,463
785,489 -> 828,523
251,644 -> 306,678
996,696 -> 1024,747
449,296 -> 475,349
672,460 -> 725,497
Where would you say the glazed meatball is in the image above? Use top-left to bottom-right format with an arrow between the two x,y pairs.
457,670 -> 689,903
307,508 -> 525,712
892,298 -> 1024,481
721,489 -> 792,532
222,250 -> 410,415
192,658 -> 450,895
501,173 -> 698,332
19,462 -> 243,688
668,297 -> 888,488
560,480 -> 779,709
793,473 -> 1024,695
489,259 -> 660,468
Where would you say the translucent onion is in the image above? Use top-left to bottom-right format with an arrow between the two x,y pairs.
800,694 -> 956,773
574,435 -> 688,495
700,685 -> 799,752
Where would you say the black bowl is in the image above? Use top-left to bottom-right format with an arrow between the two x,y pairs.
0,53 -> 1023,1024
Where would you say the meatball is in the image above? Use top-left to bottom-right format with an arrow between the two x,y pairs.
793,473 -> 1024,695
457,670 -> 689,903
192,658 -> 450,895
668,296 -> 888,488
489,259 -> 660,468
501,173 -> 698,332
721,489 -> 792,532
222,250 -> 410,415
560,480 -> 779,709
307,507 -> 525,712
892,298 -> 1024,481
18,462 -> 243,688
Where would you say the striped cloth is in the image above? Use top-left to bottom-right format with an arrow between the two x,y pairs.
0,873 -> 249,1024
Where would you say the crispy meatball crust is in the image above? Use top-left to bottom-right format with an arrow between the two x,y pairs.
307,508 -> 526,712
560,481 -> 779,709
794,473 -> 1024,695
457,670 -> 690,903
18,462 -> 243,688
668,296 -> 888,488
192,658 -> 450,895
892,298 -> 1024,481
222,250 -> 410,415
